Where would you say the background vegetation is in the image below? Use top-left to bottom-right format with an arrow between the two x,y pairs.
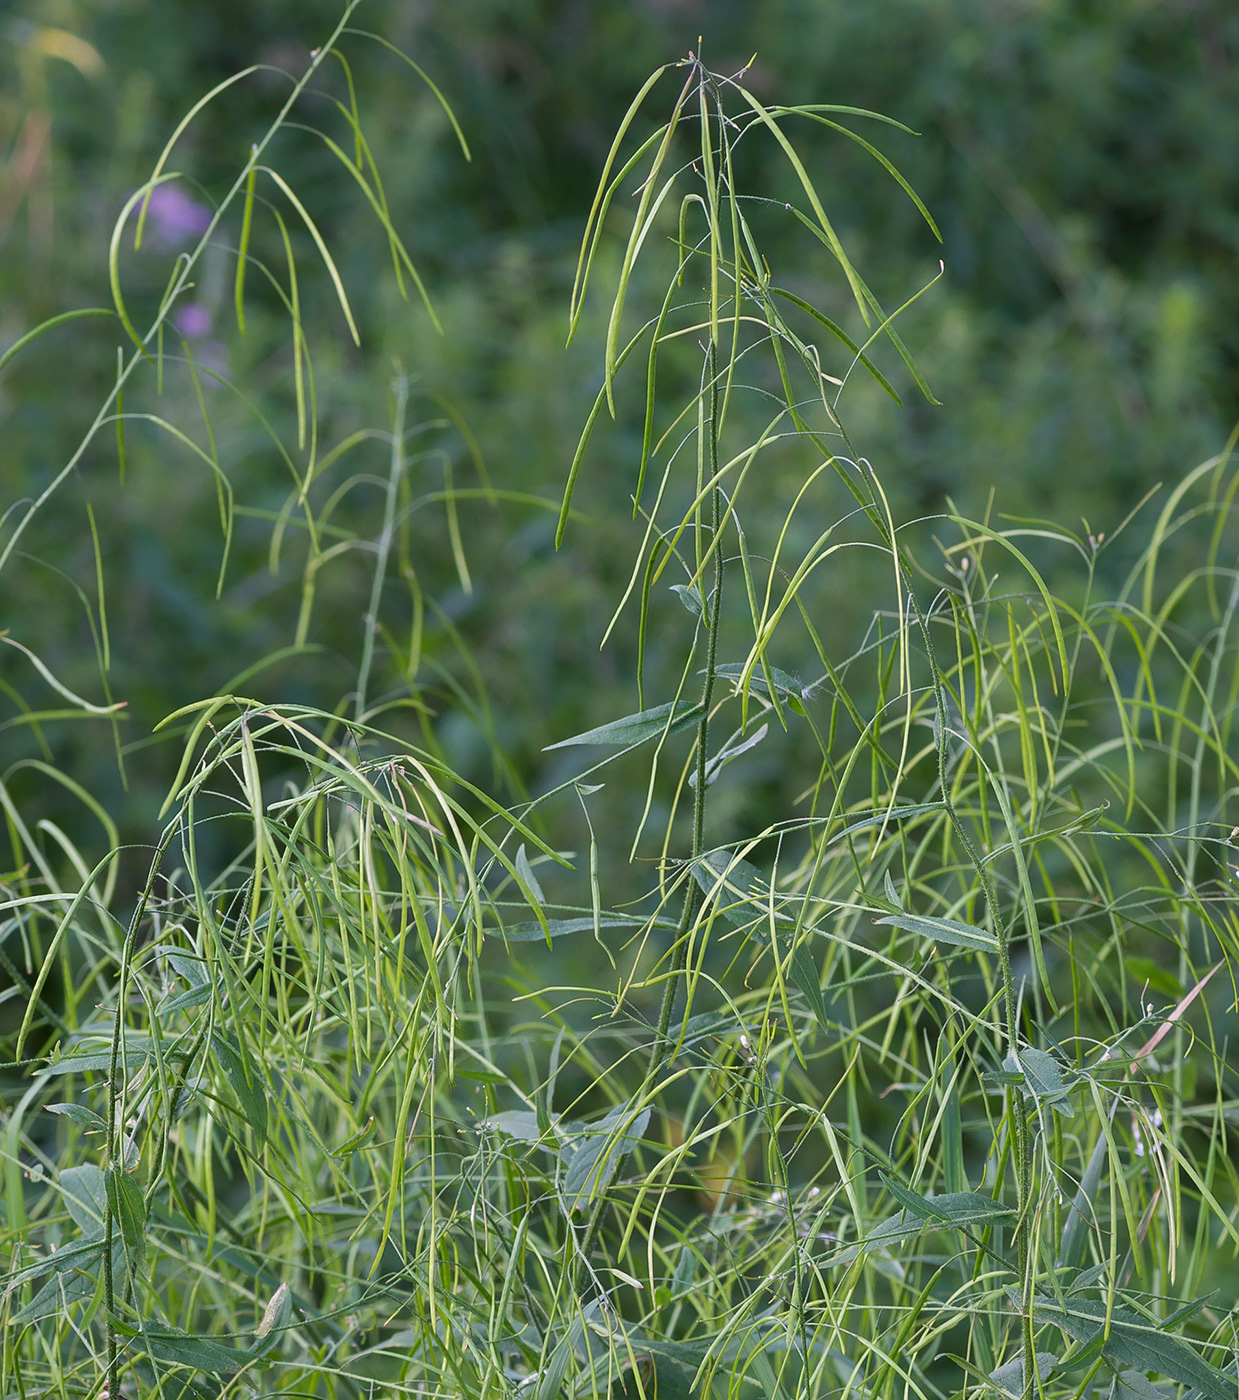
1,3 -> 1237,1398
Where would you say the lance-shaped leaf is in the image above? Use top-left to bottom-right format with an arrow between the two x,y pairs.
11,1237 -> 117,1323
490,915 -> 662,943
61,1164 -> 108,1233
37,1033 -> 157,1076
989,1353 -> 1059,1397
210,1031 -> 268,1145
834,1187 -> 1013,1262
714,661 -> 808,715
1059,1133 -> 1106,1268
689,722 -> 769,788
561,1099 -> 650,1212
544,700 -> 704,749
119,1282 -> 290,1376
1004,1047 -> 1074,1116
107,1165 -> 147,1262
47,1102 -> 107,1129
1033,1297 -> 1232,1400
874,910 -> 998,952
691,851 -> 827,1028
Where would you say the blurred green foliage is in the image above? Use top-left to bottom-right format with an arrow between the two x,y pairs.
1,0 -> 1236,880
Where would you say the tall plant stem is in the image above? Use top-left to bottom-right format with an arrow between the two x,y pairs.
649,339 -> 723,1080
913,584 -> 1034,1394
356,371 -> 408,722
104,822 -> 178,1400
572,342 -> 725,1294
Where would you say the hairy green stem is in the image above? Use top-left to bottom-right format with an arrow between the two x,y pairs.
649,339 -> 722,1080
104,822 -> 178,1400
913,583 -> 1034,1395
356,371 -> 408,721
576,347 -> 725,1288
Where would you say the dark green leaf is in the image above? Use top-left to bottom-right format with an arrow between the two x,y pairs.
562,1100 -> 650,1212
1034,1297 -> 1232,1400
210,1031 -> 268,1146
483,1110 -> 545,1141
167,951 -> 209,988
46,1102 -> 106,1129
789,942 -> 828,1030
545,700 -> 704,750
874,911 -> 997,952
61,1164 -> 108,1233
490,915 -> 650,942
1059,1133 -> 1106,1267
1005,1047 -> 1074,1115
106,1166 -> 146,1256
11,1238 -> 107,1322
989,1353 -> 1058,1397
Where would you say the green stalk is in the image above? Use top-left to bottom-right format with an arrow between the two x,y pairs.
356,372 -> 409,721
649,339 -> 723,1077
915,586 -> 1034,1395
104,823 -> 178,1400
577,345 -> 725,1284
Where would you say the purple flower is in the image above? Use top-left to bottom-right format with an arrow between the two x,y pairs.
138,184 -> 212,247
175,303 -> 212,339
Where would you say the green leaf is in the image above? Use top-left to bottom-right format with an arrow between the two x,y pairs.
515,842 -> 546,903
670,583 -> 704,617
883,871 -> 901,909
1005,1047 -> 1074,1116
210,1031 -> 268,1146
37,1034 -> 156,1076
714,661 -> 807,714
1059,1133 -> 1106,1268
117,1283 -> 289,1375
690,722 -> 768,788
490,915 -> 649,942
163,983 -> 212,1014
106,1166 -> 146,1257
166,951 -> 209,987
836,1188 -> 1013,1262
874,911 -> 998,952
11,1238 -> 109,1322
1033,1297 -> 1232,1400
561,1100 -> 650,1212
483,1110 -> 545,1141
788,942 -> 828,1031
544,700 -> 704,749
331,1118 -> 375,1157
881,1179 -> 1013,1228
61,1164 -> 108,1233
46,1102 -> 106,1129
692,851 -> 779,922
126,1328 -> 255,1377
989,1353 -> 1059,1397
